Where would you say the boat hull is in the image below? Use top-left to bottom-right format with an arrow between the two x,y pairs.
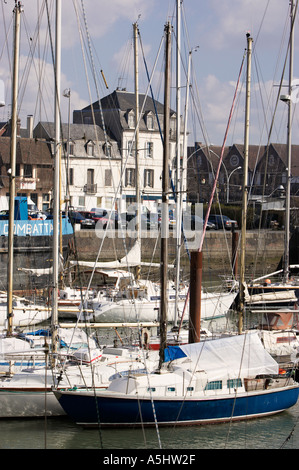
54,385 -> 299,427
0,219 -> 73,290
0,388 -> 65,417
83,292 -> 237,323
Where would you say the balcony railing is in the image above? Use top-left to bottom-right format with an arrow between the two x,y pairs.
83,183 -> 97,194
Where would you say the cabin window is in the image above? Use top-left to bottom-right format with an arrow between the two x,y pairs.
227,378 -> 242,389
186,387 -> 194,391
167,387 -> 176,392
205,381 -> 222,390
147,387 -> 156,392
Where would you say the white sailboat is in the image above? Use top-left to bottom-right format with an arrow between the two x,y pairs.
61,241 -> 237,323
0,2 -> 160,418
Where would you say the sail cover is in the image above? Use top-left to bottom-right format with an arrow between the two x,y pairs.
165,332 -> 278,380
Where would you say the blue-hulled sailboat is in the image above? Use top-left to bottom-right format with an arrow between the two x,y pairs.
53,28 -> 299,428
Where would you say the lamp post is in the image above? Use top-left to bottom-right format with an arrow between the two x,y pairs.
226,166 -> 242,203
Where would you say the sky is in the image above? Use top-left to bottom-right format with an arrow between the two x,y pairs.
0,0 -> 298,147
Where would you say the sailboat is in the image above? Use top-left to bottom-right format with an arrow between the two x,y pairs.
53,29 -> 299,427
0,2 -> 162,418
0,4 -> 54,329
243,1 -> 299,311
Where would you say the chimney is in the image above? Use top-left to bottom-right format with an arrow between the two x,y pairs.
27,115 -> 33,138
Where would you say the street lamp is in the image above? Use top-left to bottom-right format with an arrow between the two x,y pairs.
227,166 -> 241,203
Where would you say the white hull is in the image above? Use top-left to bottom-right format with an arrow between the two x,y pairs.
0,297 -> 51,328
0,388 -> 64,417
0,346 -> 159,418
82,291 -> 237,323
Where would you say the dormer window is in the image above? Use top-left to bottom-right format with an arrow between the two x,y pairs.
86,141 -> 94,156
103,142 -> 112,158
146,112 -> 154,130
170,113 -> 176,138
69,142 -> 74,156
127,110 -> 135,128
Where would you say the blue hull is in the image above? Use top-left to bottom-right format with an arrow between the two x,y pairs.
55,386 -> 299,427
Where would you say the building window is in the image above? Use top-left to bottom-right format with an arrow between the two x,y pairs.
230,154 -> 239,167
104,143 -> 111,158
78,196 -> 85,207
127,111 -> 135,128
87,168 -> 94,185
87,142 -> 94,156
144,169 -> 154,188
170,116 -> 176,138
145,142 -> 153,158
147,114 -> 154,130
127,140 -> 133,156
42,193 -> 50,211
69,168 -> 74,186
24,164 -> 32,178
69,143 -> 74,156
125,168 -> 135,187
105,169 -> 112,187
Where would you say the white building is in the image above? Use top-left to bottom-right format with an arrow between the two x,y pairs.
34,121 -> 122,211
32,89 -> 184,214
73,89 -> 183,213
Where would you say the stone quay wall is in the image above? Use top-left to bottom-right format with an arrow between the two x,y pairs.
71,229 -> 285,282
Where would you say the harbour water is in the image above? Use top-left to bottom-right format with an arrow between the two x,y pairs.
1,401 -> 298,449
1,313 -> 298,451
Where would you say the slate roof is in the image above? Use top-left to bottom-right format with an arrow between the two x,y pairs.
0,136 -> 52,165
35,121 -> 106,142
84,89 -> 167,115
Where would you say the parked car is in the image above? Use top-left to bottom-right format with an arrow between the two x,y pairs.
88,208 -> 122,229
208,214 -> 238,230
120,211 -> 158,231
157,209 -> 176,230
182,213 -> 215,231
68,211 -> 95,229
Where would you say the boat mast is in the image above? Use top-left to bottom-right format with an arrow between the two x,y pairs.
238,33 -> 252,335
7,1 -> 22,337
51,0 -> 61,359
133,21 -> 141,281
283,0 -> 295,283
174,0 -> 181,327
159,22 -> 171,371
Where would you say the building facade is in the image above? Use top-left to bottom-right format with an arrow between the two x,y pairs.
187,142 -> 299,204
73,89 -> 182,212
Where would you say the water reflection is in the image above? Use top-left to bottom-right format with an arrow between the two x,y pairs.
0,402 -> 298,449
